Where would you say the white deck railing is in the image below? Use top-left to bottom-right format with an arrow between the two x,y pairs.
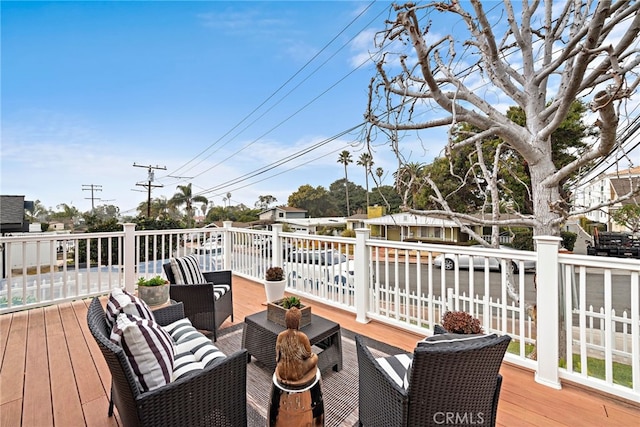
1,222 -> 638,402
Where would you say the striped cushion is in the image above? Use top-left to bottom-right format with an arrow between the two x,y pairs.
376,353 -> 413,390
111,313 -> 175,392
106,287 -> 154,331
170,255 -> 206,284
213,284 -> 230,300
163,318 -> 226,380
418,333 -> 497,349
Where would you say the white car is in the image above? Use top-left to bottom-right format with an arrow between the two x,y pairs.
433,245 -> 536,273
284,249 -> 355,288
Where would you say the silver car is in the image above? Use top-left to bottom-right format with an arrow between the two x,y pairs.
433,245 -> 536,273
284,249 -> 355,287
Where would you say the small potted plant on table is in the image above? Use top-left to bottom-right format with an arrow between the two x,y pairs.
137,275 -> 170,307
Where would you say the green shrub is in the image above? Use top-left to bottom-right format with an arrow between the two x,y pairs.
560,231 -> 577,251
511,229 -> 534,251
341,229 -> 356,238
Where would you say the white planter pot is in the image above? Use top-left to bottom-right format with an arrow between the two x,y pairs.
264,279 -> 287,302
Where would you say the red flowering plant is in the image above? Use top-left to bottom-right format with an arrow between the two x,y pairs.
441,311 -> 483,334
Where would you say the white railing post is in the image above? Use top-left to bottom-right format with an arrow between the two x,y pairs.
355,228 -> 370,323
533,235 -> 562,389
223,221 -> 233,270
123,223 -> 136,293
271,224 -> 283,268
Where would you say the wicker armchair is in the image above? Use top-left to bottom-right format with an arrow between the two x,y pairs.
355,333 -> 511,427
163,262 -> 234,341
87,297 -> 247,427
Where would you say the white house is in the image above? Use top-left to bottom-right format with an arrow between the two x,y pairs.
573,166 -> 640,231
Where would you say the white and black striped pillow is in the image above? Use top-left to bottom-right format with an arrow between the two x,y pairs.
111,313 -> 175,392
105,287 -> 154,330
162,318 -> 227,380
376,353 -> 413,390
170,255 -> 207,284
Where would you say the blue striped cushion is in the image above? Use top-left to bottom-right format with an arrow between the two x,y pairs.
376,353 -> 413,390
111,313 -> 175,392
170,255 -> 206,284
106,287 -> 154,330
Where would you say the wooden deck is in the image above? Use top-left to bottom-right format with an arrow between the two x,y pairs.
1,275 -> 638,426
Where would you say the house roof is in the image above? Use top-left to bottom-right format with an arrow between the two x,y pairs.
346,213 -> 369,221
610,177 -> 640,205
282,217 -> 346,227
363,213 -> 458,227
258,206 -> 307,215
606,166 -> 640,177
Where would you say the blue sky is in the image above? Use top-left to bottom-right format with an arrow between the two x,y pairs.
3,0 -> 446,215
3,1 -> 637,217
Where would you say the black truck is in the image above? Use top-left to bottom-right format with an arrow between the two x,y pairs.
587,231 -> 640,258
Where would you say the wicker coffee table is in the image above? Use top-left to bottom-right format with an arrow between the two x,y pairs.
242,310 -> 342,373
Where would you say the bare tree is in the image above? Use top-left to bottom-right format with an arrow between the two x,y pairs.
365,1 -> 640,239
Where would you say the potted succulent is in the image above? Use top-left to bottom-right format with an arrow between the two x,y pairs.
439,311 -> 483,334
264,266 -> 287,303
267,295 -> 312,328
136,275 -> 170,307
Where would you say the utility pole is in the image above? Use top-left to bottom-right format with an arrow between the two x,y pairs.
82,184 -> 102,212
134,163 -> 166,217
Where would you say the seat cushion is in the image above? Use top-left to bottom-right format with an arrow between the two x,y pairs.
111,313 -> 175,392
418,333 -> 498,349
213,284 -> 230,300
170,254 -> 207,284
163,318 -> 226,380
105,287 -> 154,330
375,353 -> 413,390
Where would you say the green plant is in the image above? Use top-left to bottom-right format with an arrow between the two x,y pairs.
279,296 -> 302,309
441,311 -> 483,334
560,231 -> 577,251
137,275 -> 168,287
265,266 -> 284,281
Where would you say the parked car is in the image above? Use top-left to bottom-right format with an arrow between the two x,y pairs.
284,249 -> 355,288
195,236 -> 223,255
433,245 -> 536,273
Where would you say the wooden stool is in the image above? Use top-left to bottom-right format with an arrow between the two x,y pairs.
268,369 -> 324,427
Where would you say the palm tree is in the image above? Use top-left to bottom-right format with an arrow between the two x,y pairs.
337,150 -> 353,216
357,152 -> 374,209
169,183 -> 208,228
393,162 -> 425,209
375,167 -> 384,189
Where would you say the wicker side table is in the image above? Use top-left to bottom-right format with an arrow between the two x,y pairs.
242,310 -> 342,374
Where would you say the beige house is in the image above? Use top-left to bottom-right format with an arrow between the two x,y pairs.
362,213 -> 465,242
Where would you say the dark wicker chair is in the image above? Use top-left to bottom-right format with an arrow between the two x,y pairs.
355,333 -> 511,427
87,297 -> 247,427
163,262 -> 234,341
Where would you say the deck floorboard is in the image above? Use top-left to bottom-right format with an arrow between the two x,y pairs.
0,275 -> 638,426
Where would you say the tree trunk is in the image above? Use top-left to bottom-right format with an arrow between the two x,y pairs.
529,161 -> 562,237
